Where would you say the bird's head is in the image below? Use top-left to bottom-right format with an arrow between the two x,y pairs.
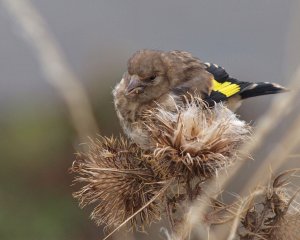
119,49 -> 211,103
122,49 -> 171,102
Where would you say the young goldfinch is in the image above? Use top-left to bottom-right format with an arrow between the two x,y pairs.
113,49 -> 287,149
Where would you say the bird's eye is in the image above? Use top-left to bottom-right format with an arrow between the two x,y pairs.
147,75 -> 156,82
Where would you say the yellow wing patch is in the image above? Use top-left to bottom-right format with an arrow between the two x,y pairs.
212,79 -> 240,97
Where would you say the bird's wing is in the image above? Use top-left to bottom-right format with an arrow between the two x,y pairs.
171,60 -> 287,108
203,62 -> 252,104
171,61 -> 251,104
168,51 -> 213,97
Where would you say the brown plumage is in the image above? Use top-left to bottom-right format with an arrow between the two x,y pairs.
113,49 -> 287,149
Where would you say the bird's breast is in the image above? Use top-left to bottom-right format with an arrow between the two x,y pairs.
113,79 -> 180,149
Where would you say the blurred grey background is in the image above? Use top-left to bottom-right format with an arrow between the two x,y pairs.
0,0 -> 299,239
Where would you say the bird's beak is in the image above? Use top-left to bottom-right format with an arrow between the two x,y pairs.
125,75 -> 145,95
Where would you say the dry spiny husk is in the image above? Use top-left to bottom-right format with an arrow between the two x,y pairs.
143,96 -> 251,180
71,137 -> 166,231
239,169 -> 300,240
71,96 -> 253,236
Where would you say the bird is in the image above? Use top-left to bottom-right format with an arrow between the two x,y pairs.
113,49 -> 287,149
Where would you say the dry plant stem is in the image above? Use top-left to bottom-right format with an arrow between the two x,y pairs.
227,201 -> 245,240
1,0 -> 98,139
174,197 -> 217,240
211,184 -> 280,240
241,112 -> 300,196
220,189 -> 265,240
166,201 -> 175,230
176,66 -> 300,240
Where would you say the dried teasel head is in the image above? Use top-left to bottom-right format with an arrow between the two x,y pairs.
202,169 -> 300,240
143,96 -> 251,180
239,169 -> 300,240
71,137 -> 166,231
71,96 -> 253,237
269,213 -> 300,240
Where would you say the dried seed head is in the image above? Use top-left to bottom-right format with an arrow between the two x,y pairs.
71,96 -> 253,236
269,213 -> 300,240
144,96 -> 251,180
71,137 -> 165,231
239,169 -> 300,240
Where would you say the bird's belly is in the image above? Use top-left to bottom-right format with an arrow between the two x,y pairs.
114,102 -> 151,149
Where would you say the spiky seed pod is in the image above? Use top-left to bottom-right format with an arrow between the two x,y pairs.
266,170 -> 300,240
71,96 -> 253,235
239,169 -> 300,240
71,137 -> 166,231
143,96 -> 251,180
269,213 -> 300,240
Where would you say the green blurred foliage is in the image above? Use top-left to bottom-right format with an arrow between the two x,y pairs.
0,98 -> 102,240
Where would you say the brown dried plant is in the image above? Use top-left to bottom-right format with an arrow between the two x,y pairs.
239,169 -> 300,240
71,137 -> 168,231
143,97 -> 251,181
204,169 -> 300,240
71,95 -> 251,238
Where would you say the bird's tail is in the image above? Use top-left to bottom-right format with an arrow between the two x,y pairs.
240,82 -> 288,100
